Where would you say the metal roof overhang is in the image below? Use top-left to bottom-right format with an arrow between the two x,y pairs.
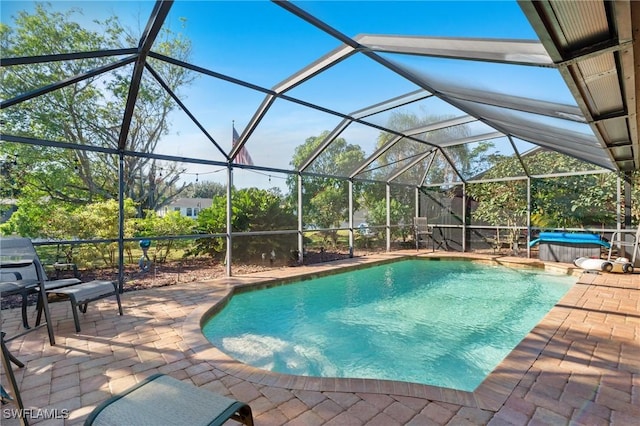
518,0 -> 639,173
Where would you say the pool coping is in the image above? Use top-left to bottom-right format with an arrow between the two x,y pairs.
180,252 -> 582,412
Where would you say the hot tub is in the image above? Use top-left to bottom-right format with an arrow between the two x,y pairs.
529,232 -> 610,263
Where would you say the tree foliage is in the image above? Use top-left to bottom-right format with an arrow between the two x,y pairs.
527,151 -> 617,227
184,181 -> 227,199
287,132 -> 366,247
132,210 -> 196,263
0,196 -> 196,267
359,111 -> 473,239
466,149 -> 618,237
193,187 -> 297,260
366,197 -> 414,241
0,3 -> 194,214
372,111 -> 475,186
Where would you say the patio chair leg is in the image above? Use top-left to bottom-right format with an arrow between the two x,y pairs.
20,290 -> 30,329
115,290 -> 123,316
6,349 -> 24,369
35,295 -> 43,327
0,333 -> 24,369
1,332 -> 28,426
31,293 -> 56,346
68,294 -> 82,332
36,285 -> 55,346
235,404 -> 255,426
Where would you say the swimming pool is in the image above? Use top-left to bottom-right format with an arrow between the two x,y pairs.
202,259 -> 575,391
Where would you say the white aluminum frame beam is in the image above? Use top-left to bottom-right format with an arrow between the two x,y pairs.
351,89 -> 433,119
356,34 -> 554,67
273,44 -> 356,94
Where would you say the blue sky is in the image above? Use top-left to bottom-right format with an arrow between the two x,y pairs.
2,1 -> 577,191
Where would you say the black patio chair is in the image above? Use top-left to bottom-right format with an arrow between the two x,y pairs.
0,237 -> 122,339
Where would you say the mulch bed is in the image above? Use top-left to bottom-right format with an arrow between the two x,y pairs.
1,250 -> 353,310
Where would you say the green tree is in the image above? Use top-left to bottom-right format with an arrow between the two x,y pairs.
526,151 -> 617,228
373,111 -> 475,187
0,171 -> 103,239
193,188 -> 297,261
467,179 -> 528,242
361,111 -> 476,236
0,4 -> 193,214
73,199 -> 138,267
132,211 -> 196,263
630,171 -> 640,222
466,149 -> 617,241
4,198 -> 141,267
184,181 -> 226,199
287,132 -> 366,247
366,197 -> 414,241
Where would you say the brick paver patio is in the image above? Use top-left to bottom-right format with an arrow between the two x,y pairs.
1,252 -> 638,425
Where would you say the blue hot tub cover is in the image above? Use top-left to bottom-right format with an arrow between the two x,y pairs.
529,232 -> 610,249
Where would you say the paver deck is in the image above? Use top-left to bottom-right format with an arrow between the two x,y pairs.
1,251 -> 638,425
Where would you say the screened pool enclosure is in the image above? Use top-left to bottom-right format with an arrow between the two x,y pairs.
1,0 -> 639,287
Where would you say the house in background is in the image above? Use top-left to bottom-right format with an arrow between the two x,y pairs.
157,197 -> 212,218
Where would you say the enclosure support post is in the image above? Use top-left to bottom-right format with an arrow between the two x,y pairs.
117,152 -> 125,293
386,183 -> 391,252
226,166 -> 233,277
348,180 -> 354,257
624,173 -> 634,258
617,175 -> 622,232
298,174 -> 304,264
462,183 -> 467,252
624,172 -> 632,229
527,177 -> 531,259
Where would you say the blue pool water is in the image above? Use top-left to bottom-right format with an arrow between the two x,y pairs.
202,259 -> 575,391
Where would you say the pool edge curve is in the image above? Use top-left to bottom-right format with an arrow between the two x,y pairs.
181,252 -> 581,411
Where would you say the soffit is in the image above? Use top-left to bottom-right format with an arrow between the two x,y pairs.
518,0 -> 638,172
